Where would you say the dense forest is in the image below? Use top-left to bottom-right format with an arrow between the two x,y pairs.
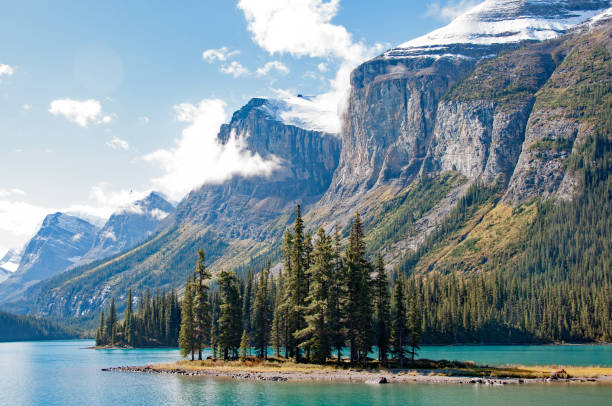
96,120 -> 611,356
0,311 -> 77,342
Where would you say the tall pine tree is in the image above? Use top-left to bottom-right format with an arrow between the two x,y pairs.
374,254 -> 390,362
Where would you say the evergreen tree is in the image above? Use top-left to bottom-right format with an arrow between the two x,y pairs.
327,224 -> 345,362
217,270 -> 243,360
391,271 -> 408,368
124,288 -> 134,347
242,269 -> 254,343
287,205 -> 308,362
193,249 -> 211,360
407,297 -> 421,361
96,311 -> 105,346
107,298 -> 117,347
270,271 -> 286,357
344,212 -> 373,365
252,267 -> 270,359
298,227 -> 334,364
374,253 -> 390,362
179,277 -> 196,360
240,330 -> 249,361
210,321 -> 217,360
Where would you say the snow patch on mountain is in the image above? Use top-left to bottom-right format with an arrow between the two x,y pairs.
259,96 -> 340,134
386,0 -> 610,57
0,249 -> 22,273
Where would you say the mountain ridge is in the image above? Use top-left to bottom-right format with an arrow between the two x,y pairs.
3,1 -> 610,321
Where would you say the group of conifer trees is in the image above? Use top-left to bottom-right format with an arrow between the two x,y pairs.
95,288 -> 181,347
177,206 -> 422,365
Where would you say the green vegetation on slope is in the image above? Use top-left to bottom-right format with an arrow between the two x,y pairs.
365,173 -> 465,254
0,311 -> 78,342
29,227 -> 228,320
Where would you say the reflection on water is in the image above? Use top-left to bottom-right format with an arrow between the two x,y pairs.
0,340 -> 611,406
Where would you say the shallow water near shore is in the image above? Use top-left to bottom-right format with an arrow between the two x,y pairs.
1,340 -> 611,406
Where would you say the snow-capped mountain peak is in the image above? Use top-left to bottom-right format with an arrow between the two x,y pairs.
389,0 -> 610,55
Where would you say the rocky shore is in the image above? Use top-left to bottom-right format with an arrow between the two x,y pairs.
103,365 -> 604,385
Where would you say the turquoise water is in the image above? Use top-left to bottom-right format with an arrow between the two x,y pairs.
0,340 -> 611,406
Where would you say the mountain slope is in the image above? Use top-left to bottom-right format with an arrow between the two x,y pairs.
13,1 -> 612,322
14,98 -> 341,318
79,191 -> 175,264
0,213 -> 99,304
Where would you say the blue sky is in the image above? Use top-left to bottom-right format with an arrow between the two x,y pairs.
0,0 -> 474,254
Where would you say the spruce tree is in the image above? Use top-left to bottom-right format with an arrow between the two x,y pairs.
96,311 -> 105,346
124,288 -> 134,347
407,297 -> 421,361
374,254 -> 391,362
252,267 -> 270,359
344,212 -> 372,365
217,270 -> 243,360
240,330 -> 249,361
299,227 -> 334,364
193,249 -> 211,360
270,271 -> 286,357
391,272 -> 408,368
107,298 -> 117,347
210,321 -> 217,360
327,224 -> 345,362
288,205 -> 308,362
242,269 -> 254,343
279,230 -> 294,358
179,277 -> 196,360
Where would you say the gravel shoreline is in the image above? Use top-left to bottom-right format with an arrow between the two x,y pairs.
103,365 -> 605,385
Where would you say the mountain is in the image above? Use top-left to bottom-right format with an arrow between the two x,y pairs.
0,249 -> 22,282
17,98 -> 340,318
9,0 -> 611,322
0,213 -> 99,304
0,268 -> 11,284
79,191 -> 175,264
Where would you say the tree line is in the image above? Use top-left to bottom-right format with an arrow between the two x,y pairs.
95,288 -> 181,347
178,207 -> 421,365
95,128 -> 611,353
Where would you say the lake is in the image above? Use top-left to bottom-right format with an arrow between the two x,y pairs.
1,340 -> 611,406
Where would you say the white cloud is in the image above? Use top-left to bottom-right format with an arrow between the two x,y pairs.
0,199 -> 50,251
22,104 -> 32,111
0,64 -> 15,78
237,0 -> 385,133
150,208 -> 169,221
317,62 -> 328,72
48,98 -> 114,127
88,182 -> 149,210
0,183 -> 156,252
220,61 -> 250,77
143,98 -> 281,200
0,188 -> 26,198
202,46 -> 240,63
425,0 -> 480,21
256,60 -> 290,76
106,136 -> 129,151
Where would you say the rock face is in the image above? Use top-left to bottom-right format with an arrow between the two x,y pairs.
172,98 -> 341,240
14,97 -> 341,317
322,0 -> 610,211
10,1 -> 611,318
0,213 -> 99,303
80,192 -> 175,263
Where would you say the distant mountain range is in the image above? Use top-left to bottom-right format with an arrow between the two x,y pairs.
0,249 -> 22,283
0,0 -> 610,321
0,192 -> 174,306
